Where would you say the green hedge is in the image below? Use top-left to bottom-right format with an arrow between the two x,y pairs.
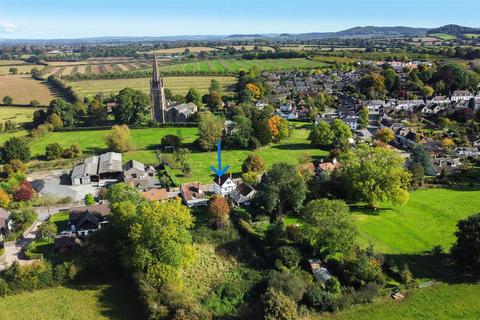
54,122 -> 197,132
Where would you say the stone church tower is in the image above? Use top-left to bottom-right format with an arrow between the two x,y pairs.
151,52 -> 167,123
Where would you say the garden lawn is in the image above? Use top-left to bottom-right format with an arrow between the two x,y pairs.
325,283 -> 480,320
29,127 -> 328,184
0,280 -> 141,320
353,188 -> 480,254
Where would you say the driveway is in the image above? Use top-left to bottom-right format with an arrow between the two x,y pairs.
28,170 -> 100,202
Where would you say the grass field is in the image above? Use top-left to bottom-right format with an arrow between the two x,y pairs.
28,126 -> 327,183
140,46 -> 218,54
158,58 -> 325,74
0,130 -> 28,145
67,75 -> 237,97
430,33 -> 457,41
326,283 -> 480,320
0,106 -> 44,124
353,188 -> 480,254
0,65 -> 42,75
0,280 -> 141,320
0,75 -> 61,105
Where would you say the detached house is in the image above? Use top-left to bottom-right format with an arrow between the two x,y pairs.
451,90 -> 474,102
68,203 -> 110,237
213,175 -> 237,197
181,182 -> 208,207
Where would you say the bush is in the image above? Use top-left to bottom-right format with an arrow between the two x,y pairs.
268,269 -> 311,302
304,282 -> 339,312
45,143 -> 64,160
62,144 -> 82,158
274,246 -> 301,270
263,287 -> 298,320
84,193 -> 95,205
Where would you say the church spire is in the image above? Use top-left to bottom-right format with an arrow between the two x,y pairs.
152,50 -> 160,84
151,50 -> 166,123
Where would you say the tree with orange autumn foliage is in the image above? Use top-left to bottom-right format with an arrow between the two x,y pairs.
0,189 -> 10,208
207,195 -> 230,229
245,83 -> 261,99
267,115 -> 290,142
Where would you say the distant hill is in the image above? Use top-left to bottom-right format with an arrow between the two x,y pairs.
427,24 -> 480,36
3,25 -> 480,45
337,26 -> 429,37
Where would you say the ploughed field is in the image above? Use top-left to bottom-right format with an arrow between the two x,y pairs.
0,75 -> 62,105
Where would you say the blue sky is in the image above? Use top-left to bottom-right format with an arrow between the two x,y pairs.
1,0 -> 479,39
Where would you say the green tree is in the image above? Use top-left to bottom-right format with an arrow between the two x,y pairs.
330,118 -> 353,146
410,162 -> 425,187
257,163 -> 307,219
383,68 -> 401,95
45,143 -> 63,160
48,98 -> 76,127
1,137 -> 31,163
107,183 -> 144,205
2,96 -> 13,105
114,88 -> 150,124
104,125 -> 132,153
433,63 -> 469,94
209,79 -> 221,93
48,113 -> 63,129
340,145 -> 410,208
110,198 -> 195,287
37,220 -> 57,240
89,99 -> 108,121
359,73 -> 386,99
197,111 -> 224,151
358,107 -> 369,129
451,213 -> 480,275
226,115 -> 253,148
8,67 -> 17,75
185,87 -> 204,109
410,144 -> 433,175
375,127 -> 395,143
302,199 -> 358,256
309,121 -> 334,147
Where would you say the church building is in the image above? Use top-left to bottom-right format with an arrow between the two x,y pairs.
150,53 -> 198,123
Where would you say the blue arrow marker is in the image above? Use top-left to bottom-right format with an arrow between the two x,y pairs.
210,140 -> 230,177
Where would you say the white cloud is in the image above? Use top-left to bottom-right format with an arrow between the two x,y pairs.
0,20 -> 26,33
